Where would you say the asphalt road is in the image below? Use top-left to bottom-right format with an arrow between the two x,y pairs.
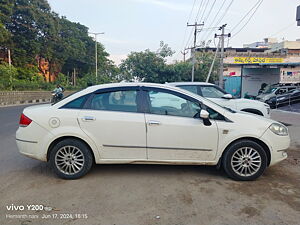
0,104 -> 300,225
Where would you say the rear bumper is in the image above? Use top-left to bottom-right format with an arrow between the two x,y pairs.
16,139 -> 47,161
16,121 -> 53,162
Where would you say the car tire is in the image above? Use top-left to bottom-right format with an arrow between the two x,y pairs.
49,138 -> 93,179
222,140 -> 267,181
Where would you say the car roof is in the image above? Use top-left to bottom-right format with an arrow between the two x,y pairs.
85,82 -> 187,92
167,82 -> 215,86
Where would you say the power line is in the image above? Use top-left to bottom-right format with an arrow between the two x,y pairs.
187,0 -> 198,23
195,0 -> 205,22
187,22 -> 204,81
214,0 -> 234,28
198,0 -> 210,23
230,0 -> 262,33
230,0 -> 264,39
194,0 -> 217,45
176,0 -> 197,59
201,0 -> 234,45
184,0 -> 205,51
202,0 -> 217,23
268,22 -> 295,37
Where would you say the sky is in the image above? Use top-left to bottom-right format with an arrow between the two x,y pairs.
47,0 -> 300,65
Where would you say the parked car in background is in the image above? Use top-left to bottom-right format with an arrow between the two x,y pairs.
266,89 -> 300,108
256,84 -> 299,103
167,82 -> 270,117
16,83 -> 289,181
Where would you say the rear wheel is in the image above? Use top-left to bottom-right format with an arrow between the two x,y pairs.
223,140 -> 267,181
49,138 -> 93,179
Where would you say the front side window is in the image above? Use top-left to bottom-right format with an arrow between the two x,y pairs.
147,90 -> 200,118
91,90 -> 138,112
200,86 -> 226,98
178,85 -> 198,95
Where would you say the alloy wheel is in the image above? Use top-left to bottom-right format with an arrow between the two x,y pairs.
55,146 -> 85,175
231,147 -> 262,177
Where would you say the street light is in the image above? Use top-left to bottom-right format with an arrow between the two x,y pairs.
89,32 -> 104,83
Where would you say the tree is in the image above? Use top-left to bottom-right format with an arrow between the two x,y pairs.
194,51 -> 219,83
119,42 -> 175,83
0,0 -> 117,86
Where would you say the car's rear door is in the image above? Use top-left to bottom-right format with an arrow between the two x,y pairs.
78,86 -> 147,160
143,87 -> 219,162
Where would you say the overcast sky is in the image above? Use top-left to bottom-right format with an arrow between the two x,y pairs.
48,0 -> 300,64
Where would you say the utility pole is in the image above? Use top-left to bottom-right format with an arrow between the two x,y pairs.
89,32 -> 104,84
215,24 -> 230,89
187,22 -> 204,82
7,49 -> 12,90
180,49 -> 189,62
206,39 -> 220,83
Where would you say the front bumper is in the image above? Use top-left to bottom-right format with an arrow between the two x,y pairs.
260,128 -> 290,166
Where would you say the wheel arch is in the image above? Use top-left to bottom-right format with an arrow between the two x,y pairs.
217,137 -> 271,168
47,136 -> 96,163
241,108 -> 264,116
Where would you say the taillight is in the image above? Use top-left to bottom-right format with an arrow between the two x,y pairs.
19,113 -> 32,127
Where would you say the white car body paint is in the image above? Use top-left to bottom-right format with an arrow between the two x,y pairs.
16,83 -> 289,168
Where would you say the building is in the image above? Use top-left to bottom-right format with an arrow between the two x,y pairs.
197,39 -> 300,97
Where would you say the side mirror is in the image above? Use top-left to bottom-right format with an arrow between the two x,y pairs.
200,109 -> 209,119
200,109 -> 212,126
222,94 -> 233,99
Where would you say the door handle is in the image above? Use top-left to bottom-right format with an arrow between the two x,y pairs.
81,116 -> 96,122
148,120 -> 161,125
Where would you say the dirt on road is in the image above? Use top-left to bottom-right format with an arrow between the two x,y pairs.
0,146 -> 299,225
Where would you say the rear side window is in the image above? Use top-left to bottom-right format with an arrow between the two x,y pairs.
61,95 -> 88,109
178,85 -> 198,95
90,90 -> 138,112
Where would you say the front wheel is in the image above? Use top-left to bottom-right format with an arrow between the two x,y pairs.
222,140 -> 267,181
49,138 -> 93,179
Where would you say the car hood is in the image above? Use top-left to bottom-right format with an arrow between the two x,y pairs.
256,93 -> 271,100
224,109 -> 278,131
230,98 -> 266,105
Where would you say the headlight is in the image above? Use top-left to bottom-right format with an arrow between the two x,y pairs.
269,123 -> 288,136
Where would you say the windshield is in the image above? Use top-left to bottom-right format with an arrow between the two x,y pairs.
201,95 -> 236,113
200,86 -> 226,98
262,87 -> 277,94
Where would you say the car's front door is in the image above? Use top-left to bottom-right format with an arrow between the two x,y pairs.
78,87 -> 147,160
143,88 -> 219,162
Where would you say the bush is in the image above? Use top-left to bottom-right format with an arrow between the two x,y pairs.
0,63 -> 18,90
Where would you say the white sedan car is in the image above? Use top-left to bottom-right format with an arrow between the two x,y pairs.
16,83 -> 289,181
168,82 -> 271,117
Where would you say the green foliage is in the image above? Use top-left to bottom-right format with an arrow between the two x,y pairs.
120,44 -> 219,84
16,66 -> 39,80
0,0 -> 116,84
120,49 -> 166,82
0,63 -> 17,90
193,51 -> 219,83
